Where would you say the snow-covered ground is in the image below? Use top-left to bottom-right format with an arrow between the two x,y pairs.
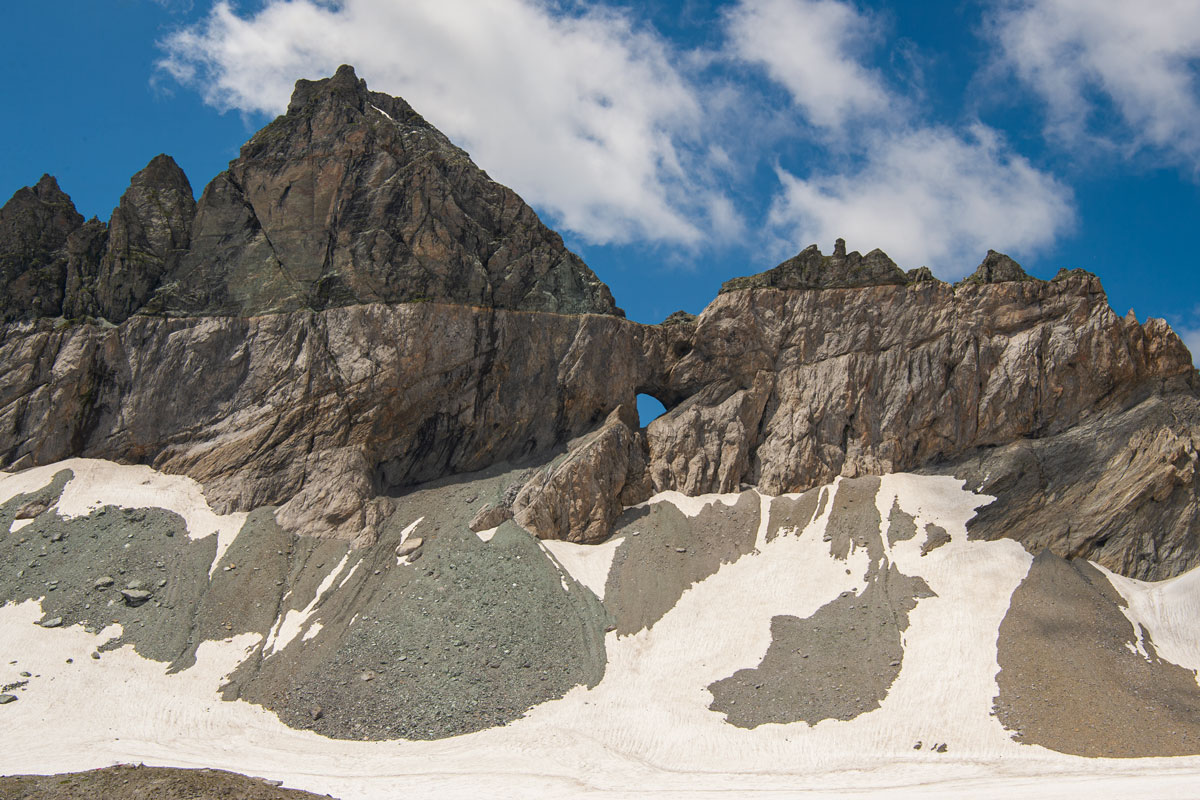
2,461 -> 1200,799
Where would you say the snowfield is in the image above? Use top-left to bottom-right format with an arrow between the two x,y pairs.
2,460 -> 1200,799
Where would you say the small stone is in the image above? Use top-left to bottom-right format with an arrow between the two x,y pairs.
360,671 -> 375,682
157,579 -> 168,588
38,617 -> 63,628
935,743 -> 948,753
125,579 -> 144,590
310,706 -> 323,721
395,537 -> 424,558
0,694 -> 17,705
94,576 -> 115,589
913,741 -> 922,750
65,658 -> 72,664
19,672 -> 30,678
91,652 -> 100,660
675,547 -> 687,553
889,659 -> 901,667
120,589 -> 153,607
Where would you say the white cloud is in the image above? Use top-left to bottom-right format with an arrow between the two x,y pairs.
767,124 -> 1075,277
991,0 -> 1200,165
158,0 -> 735,246
724,0 -> 892,128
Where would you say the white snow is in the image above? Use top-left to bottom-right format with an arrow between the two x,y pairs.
263,554 -> 351,657
3,464 -> 1200,799
539,536 -> 623,600
10,518 -> 33,532
396,516 -> 424,564
1097,561 -> 1200,685
369,103 -> 394,122
635,488 -> 744,518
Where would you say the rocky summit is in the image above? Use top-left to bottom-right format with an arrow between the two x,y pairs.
1,67 -> 1200,800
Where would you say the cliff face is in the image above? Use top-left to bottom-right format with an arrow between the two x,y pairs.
0,67 -> 1196,580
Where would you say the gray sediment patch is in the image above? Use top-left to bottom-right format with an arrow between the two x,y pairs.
886,498 -> 918,545
993,550 -> 1200,756
708,563 -> 933,727
0,469 -> 72,534
233,458 -> 611,742
920,524 -> 950,556
765,487 -> 821,543
708,475 -> 934,728
0,503 -> 217,663
604,492 -> 760,635
0,764 -> 334,800
823,477 -> 883,564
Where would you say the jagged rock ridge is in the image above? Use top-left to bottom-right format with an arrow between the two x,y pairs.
0,68 -> 1197,582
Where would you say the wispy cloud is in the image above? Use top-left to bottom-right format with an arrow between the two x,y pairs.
159,0 -> 738,246
723,0 -> 892,129
723,0 -> 1073,275
989,0 -> 1200,167
768,125 -> 1074,275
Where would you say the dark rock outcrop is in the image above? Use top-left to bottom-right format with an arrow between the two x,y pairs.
958,249 -> 1034,285
719,239 -> 907,292
153,65 -> 617,317
0,175 -> 84,321
67,155 -> 196,322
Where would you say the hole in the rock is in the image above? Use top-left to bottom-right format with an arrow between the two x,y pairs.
637,394 -> 667,427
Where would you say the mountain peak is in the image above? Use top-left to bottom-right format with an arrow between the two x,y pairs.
961,249 -> 1032,285
160,67 -> 619,317
286,63 -> 370,114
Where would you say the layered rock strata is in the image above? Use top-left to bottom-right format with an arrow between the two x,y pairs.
0,67 -> 1196,580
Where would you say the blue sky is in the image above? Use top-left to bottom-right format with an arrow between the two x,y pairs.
3,0 -> 1199,355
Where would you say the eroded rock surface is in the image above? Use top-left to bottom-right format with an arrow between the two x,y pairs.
0,175 -> 83,322
68,155 -> 196,323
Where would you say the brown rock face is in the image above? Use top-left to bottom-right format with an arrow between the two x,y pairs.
154,65 -> 617,317
512,405 -> 653,544
648,264 -> 1193,498
0,304 -> 648,542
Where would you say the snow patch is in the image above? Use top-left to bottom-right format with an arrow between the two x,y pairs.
264,554 -> 351,656
540,537 -> 623,601
636,489 -> 743,518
